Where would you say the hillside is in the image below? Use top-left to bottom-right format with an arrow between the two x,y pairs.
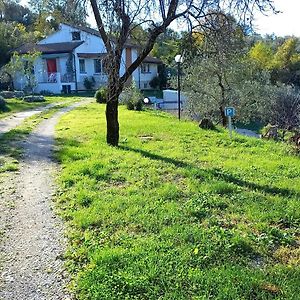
55,103 -> 300,299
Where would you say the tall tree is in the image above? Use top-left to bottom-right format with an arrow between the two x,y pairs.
29,0 -> 87,27
90,0 -> 275,146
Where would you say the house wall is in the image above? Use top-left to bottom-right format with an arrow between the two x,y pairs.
22,23 -> 160,93
138,64 -> 158,89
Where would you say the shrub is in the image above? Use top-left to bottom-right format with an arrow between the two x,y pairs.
120,81 -> 143,111
95,87 -> 108,103
269,86 -> 300,132
23,95 -> 45,102
14,91 -> 25,99
84,77 -> 95,90
149,76 -> 160,89
40,90 -> 54,96
0,95 -> 7,111
0,91 -> 14,99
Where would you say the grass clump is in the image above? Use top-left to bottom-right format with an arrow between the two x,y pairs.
56,104 -> 300,299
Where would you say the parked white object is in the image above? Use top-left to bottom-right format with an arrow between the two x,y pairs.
161,89 -> 186,110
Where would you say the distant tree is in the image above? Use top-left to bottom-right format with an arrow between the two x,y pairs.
181,12 -> 282,126
249,41 -> 274,70
151,29 -> 181,65
269,86 -> 300,134
0,0 -> 35,26
250,38 -> 300,87
3,51 -> 41,93
29,0 -> 87,27
0,22 -> 39,67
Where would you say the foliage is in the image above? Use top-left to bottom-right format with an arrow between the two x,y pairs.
249,38 -> 300,87
0,1 -> 35,26
14,91 -> 25,99
29,0 -> 87,27
95,87 -> 107,103
120,81 -> 143,111
4,51 -> 41,94
0,21 -> 39,67
151,29 -> 181,65
56,103 -> 300,299
83,77 -> 96,90
181,13 -> 274,126
0,91 -> 14,98
0,95 -> 6,111
23,95 -> 45,102
249,41 -> 274,70
183,58 -> 275,125
149,76 -> 160,89
269,86 -> 300,132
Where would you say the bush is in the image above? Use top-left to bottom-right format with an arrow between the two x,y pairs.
23,95 -> 45,102
149,76 -> 160,89
0,95 -> 7,111
95,87 -> 108,103
120,81 -> 143,111
269,86 -> 300,132
40,90 -> 54,96
84,77 -> 95,90
0,91 -> 14,99
14,91 -> 25,99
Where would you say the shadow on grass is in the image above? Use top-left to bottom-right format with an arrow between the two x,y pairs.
119,145 -> 299,198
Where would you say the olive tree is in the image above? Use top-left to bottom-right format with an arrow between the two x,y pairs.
180,12 -> 276,126
89,0 -> 275,145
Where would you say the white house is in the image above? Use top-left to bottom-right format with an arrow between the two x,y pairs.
13,23 -> 162,94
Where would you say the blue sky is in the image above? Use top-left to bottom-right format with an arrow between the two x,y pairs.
20,0 -> 300,37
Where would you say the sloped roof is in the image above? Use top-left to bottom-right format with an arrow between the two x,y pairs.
13,41 -> 84,54
61,23 -> 139,48
77,53 -> 107,58
143,56 -> 163,64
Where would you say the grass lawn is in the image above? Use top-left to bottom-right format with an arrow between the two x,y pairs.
0,95 -> 84,119
55,104 -> 300,300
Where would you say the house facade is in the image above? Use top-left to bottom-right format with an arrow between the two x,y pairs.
13,23 -> 162,94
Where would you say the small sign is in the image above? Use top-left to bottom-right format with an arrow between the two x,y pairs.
225,107 -> 236,117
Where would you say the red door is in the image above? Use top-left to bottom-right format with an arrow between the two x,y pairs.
46,59 -> 57,82
46,59 -> 57,73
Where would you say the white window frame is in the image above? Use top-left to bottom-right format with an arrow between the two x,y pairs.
94,59 -> 102,74
79,59 -> 86,74
141,63 -> 151,74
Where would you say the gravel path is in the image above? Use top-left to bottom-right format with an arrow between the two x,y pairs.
0,102 -> 66,136
0,100 -> 89,300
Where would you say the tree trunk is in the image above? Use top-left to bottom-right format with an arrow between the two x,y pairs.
106,96 -> 119,146
219,106 -> 227,127
106,73 -> 123,146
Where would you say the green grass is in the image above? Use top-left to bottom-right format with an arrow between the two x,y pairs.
0,95 -> 84,119
55,104 -> 300,300
0,99 -> 83,174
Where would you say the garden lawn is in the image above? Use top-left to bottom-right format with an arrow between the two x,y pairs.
0,95 -> 83,119
56,103 -> 300,300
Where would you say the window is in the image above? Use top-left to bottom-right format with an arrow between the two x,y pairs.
72,31 -> 81,41
79,59 -> 86,73
94,59 -> 102,74
141,63 -> 150,73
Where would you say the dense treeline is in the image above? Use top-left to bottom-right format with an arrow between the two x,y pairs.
0,0 -> 87,67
